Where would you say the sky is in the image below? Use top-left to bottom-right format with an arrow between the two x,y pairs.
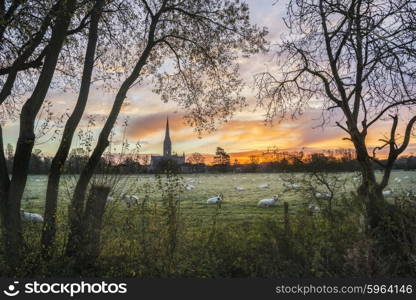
2,0 -> 415,159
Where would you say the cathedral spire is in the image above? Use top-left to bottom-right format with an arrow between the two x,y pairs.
165,116 -> 170,139
163,116 -> 172,157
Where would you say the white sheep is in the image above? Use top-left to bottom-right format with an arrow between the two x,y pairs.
106,196 -> 115,202
394,177 -> 402,183
235,186 -> 245,191
258,183 -> 269,189
315,192 -> 330,199
382,189 -> 393,197
257,195 -> 278,207
207,194 -> 222,204
121,194 -> 139,206
284,183 -> 300,190
308,204 -> 320,213
20,210 -> 44,223
186,178 -> 196,184
185,184 -> 195,191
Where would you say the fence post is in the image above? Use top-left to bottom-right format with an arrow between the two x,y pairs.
284,201 -> 290,235
78,184 -> 111,266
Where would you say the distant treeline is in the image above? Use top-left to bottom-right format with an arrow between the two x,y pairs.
207,148 -> 416,173
5,144 -> 416,175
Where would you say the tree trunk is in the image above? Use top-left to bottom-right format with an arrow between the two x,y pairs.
65,16 -> 159,257
1,0 -> 76,269
351,131 -> 387,231
41,0 -> 104,258
0,125 -> 11,259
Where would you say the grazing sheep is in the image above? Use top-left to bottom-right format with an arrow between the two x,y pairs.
20,210 -> 44,223
382,189 -> 393,197
185,184 -> 195,191
308,204 -> 320,213
207,194 -> 223,204
394,177 -> 402,183
121,194 -> 139,206
107,196 -> 115,202
315,192 -> 330,199
257,195 -> 278,207
258,183 -> 269,189
235,186 -> 245,191
186,178 -> 196,184
284,183 -> 300,190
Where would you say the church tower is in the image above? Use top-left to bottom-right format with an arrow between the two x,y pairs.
163,117 -> 172,157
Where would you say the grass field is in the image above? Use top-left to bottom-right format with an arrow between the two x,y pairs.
12,170 -> 416,277
21,170 -> 416,224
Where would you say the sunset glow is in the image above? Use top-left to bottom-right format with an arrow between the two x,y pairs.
1,0 -> 414,160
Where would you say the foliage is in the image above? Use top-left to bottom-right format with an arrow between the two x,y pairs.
154,159 -> 181,174
213,147 -> 231,172
186,153 -> 205,165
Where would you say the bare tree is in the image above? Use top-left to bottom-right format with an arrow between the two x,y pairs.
255,0 -> 416,230
65,0 -> 267,255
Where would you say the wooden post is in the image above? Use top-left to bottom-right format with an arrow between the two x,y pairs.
78,184 -> 110,265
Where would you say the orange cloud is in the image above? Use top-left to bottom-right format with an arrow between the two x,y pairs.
127,112 -> 187,139
125,108 -> 416,158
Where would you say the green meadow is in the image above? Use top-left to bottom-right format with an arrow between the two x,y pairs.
12,171 -> 415,278
22,171 -> 416,221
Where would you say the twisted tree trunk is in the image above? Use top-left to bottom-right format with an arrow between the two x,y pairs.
41,0 -> 104,258
351,129 -> 388,232
1,0 -> 77,269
